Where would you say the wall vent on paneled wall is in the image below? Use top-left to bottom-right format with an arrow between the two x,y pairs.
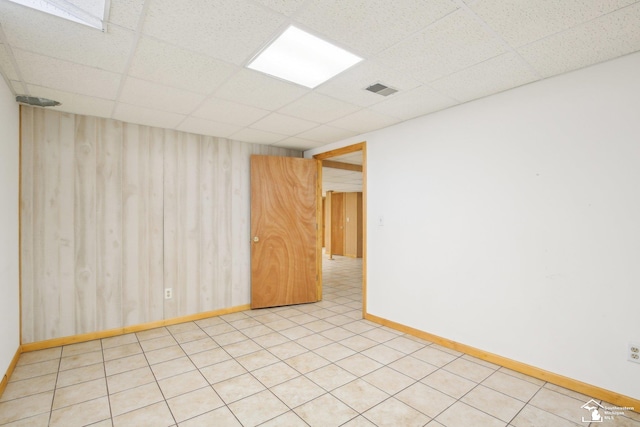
365,82 -> 398,96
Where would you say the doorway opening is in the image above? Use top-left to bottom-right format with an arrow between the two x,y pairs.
314,142 -> 367,317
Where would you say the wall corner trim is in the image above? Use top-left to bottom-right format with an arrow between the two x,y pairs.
364,312 -> 639,411
0,346 -> 22,399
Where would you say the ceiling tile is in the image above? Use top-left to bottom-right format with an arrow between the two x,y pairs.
323,167 -> 362,193
214,69 -> 309,110
2,0 -> 639,148
129,37 -> 238,95
0,2 -> 135,73
329,180 -> 358,190
13,49 -> 121,99
328,109 -> 401,134
192,98 -> 270,126
273,136 -> 325,150
25,84 -> 114,118
119,77 -> 206,115
295,0 -> 458,56
11,80 -> 26,94
142,0 -> 286,65
250,112 -> 319,135
430,52 -> 539,102
229,127 -> 286,144
177,117 -> 242,138
296,125 -> 359,143
64,0 -> 105,19
252,0 -> 307,16
315,60 -> 422,107
375,9 -> 509,83
113,102 -> 186,129
469,0 -> 637,48
108,0 -> 146,30
369,85 -> 459,120
277,92 -> 361,123
518,3 -> 640,77
0,44 -> 19,80
329,152 -> 363,165
325,168 -> 356,178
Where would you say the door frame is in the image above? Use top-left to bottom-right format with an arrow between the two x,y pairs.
313,142 -> 367,317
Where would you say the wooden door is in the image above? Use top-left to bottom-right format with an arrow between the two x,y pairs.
345,192 -> 363,258
250,156 -> 320,309
325,191 -> 333,258
331,192 -> 345,255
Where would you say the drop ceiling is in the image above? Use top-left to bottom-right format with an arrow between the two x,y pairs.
1,0 -> 639,151
322,151 -> 363,195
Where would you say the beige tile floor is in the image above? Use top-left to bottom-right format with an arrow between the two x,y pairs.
1,255 -> 638,426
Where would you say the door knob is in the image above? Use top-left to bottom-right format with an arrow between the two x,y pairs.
253,236 -> 259,243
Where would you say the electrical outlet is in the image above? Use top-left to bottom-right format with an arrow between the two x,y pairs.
165,288 -> 172,299
629,342 -> 640,363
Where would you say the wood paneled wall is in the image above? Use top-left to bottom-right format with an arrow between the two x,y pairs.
20,107 -> 300,343
324,192 -> 363,258
345,192 -> 363,258
330,192 -> 345,256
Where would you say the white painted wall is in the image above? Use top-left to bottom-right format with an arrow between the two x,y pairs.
307,52 -> 640,400
0,78 -> 20,377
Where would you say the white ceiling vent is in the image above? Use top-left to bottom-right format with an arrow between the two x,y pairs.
365,83 -> 398,97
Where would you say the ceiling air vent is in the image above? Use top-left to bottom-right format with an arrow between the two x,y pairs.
16,96 -> 61,107
365,82 -> 398,97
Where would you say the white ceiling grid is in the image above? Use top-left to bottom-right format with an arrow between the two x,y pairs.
0,0 -> 639,150
322,151 -> 363,194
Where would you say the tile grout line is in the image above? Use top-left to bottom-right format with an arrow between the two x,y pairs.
6,256 -> 618,426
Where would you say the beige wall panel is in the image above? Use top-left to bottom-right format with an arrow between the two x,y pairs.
20,107 -> 35,343
163,130 -> 178,319
122,123 -> 144,325
214,138 -> 232,309
122,123 -> 164,326
74,116 -> 97,335
164,130 -> 210,318
58,112 -> 76,334
199,136 -> 216,311
182,132 -> 202,316
40,109 -> 61,340
148,128 -> 165,321
231,141 -> 251,306
20,107 -> 302,343
96,118 -> 123,331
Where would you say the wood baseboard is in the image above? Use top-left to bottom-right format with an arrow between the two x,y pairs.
364,313 -> 639,411
0,346 -> 22,399
21,304 -> 251,353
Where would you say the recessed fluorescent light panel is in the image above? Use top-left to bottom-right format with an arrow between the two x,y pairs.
248,26 -> 362,89
7,0 -> 108,31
